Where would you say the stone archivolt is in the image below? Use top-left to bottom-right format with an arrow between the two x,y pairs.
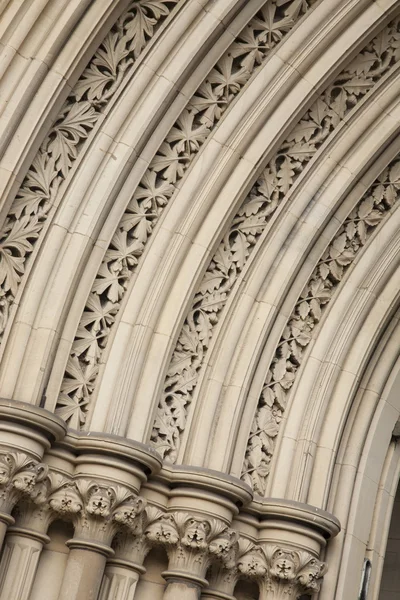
1,1 -> 400,599
57,0 -> 317,430
0,0 -> 179,348
242,152 -> 400,494
151,16 -> 400,466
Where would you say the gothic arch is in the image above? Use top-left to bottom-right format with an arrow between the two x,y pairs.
1,2 -> 400,599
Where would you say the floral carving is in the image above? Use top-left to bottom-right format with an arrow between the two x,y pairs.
206,538 -> 325,598
0,452 -> 48,513
259,546 -> 326,598
49,478 -> 147,544
145,511 -> 238,577
111,504 -> 164,566
48,480 -> 83,517
58,0 -> 318,428
151,18 -> 400,462
11,471 -> 82,532
242,155 -> 400,494
0,1 -> 179,348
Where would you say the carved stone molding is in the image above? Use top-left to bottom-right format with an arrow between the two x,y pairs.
151,16 -> 400,466
242,148 -> 400,494
0,0 -> 180,349
58,0 -> 318,430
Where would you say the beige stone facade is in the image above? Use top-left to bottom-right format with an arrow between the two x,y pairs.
0,0 -> 400,598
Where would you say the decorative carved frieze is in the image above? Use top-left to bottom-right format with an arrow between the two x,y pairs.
242,152 -> 400,494
58,0 -> 318,429
0,461 -> 147,548
0,0 -> 179,347
151,17 -> 400,464
0,471 -> 329,599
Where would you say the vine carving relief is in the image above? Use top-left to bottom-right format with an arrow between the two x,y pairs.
58,0 -> 318,428
151,18 -> 400,463
0,1 -> 178,346
242,155 -> 400,494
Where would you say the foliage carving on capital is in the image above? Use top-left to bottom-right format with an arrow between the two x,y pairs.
261,545 -> 326,598
60,479 -> 147,544
237,539 -> 268,579
0,452 -> 48,514
145,512 -> 180,546
145,511 -> 239,578
11,470 -> 80,532
203,537 -> 326,599
112,504 -> 164,565
48,479 -> 83,517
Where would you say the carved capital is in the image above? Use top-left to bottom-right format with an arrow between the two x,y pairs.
0,452 -> 48,514
145,511 -> 238,581
112,505 -> 164,566
51,478 -> 147,546
238,542 -> 326,599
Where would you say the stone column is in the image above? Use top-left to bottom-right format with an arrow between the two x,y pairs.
144,466 -> 252,600
0,524 -> 49,600
55,434 -> 162,600
0,398 -> 66,549
53,481 -> 147,600
241,498 -> 341,599
257,546 -> 326,600
99,557 -> 145,600
0,465 -> 77,600
99,505 -> 163,600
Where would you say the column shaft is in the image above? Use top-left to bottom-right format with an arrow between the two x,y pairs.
163,580 -> 202,599
0,529 -> 47,600
0,515 -> 13,551
99,561 -> 143,600
57,545 -> 108,600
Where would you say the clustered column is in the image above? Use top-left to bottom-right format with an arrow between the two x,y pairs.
0,399 -> 340,600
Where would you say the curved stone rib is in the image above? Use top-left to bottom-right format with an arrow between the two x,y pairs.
151,17 -> 400,464
242,146 -> 400,495
58,0 -> 318,429
0,1 -> 179,346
